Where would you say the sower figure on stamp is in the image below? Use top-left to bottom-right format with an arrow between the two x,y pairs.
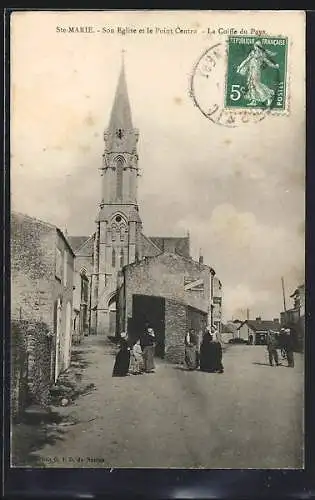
266,330 -> 279,367
236,40 -> 279,107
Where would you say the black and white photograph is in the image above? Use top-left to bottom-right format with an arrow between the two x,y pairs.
10,10 -> 305,469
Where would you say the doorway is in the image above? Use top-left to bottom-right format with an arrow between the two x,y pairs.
132,294 -> 165,358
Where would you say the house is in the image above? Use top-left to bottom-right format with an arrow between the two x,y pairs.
68,236 -> 93,344
237,317 -> 281,345
11,212 -> 75,417
117,252 -> 217,363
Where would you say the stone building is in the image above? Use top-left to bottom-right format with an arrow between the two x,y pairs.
11,212 -> 75,415
69,58 -> 222,359
117,252 -> 215,363
68,236 -> 94,343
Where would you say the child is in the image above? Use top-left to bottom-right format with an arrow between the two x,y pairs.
129,340 -> 145,375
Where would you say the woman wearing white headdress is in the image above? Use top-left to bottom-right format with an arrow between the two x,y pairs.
237,40 -> 279,107
112,331 -> 131,377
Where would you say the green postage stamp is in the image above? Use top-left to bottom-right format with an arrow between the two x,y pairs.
225,36 -> 288,111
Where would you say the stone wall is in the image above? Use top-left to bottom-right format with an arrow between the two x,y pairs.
187,306 -> 208,348
124,252 -> 210,327
11,213 -> 56,326
11,321 -> 28,419
11,320 -> 53,418
164,299 -> 186,364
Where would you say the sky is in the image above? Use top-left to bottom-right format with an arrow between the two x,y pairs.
11,10 -> 305,321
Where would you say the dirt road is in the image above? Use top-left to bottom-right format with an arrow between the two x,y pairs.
19,336 -> 304,469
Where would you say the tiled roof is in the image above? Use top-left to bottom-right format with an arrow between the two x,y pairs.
239,320 -> 281,332
148,236 -> 190,258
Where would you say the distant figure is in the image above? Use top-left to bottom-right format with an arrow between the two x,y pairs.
112,331 -> 131,377
249,334 -> 254,345
141,323 -> 156,373
129,340 -> 145,375
283,328 -> 295,368
279,328 -> 287,360
266,330 -> 279,367
185,328 -> 198,370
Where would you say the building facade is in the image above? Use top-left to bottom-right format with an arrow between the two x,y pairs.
117,252 -> 215,363
11,212 -> 75,415
68,236 -> 94,343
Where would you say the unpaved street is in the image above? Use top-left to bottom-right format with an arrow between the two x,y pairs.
24,337 -> 303,469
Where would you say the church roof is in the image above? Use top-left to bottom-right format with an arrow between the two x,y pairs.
68,236 -> 90,252
108,56 -> 133,131
147,236 -> 190,258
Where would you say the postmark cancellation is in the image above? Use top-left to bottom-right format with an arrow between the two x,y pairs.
190,35 -> 289,127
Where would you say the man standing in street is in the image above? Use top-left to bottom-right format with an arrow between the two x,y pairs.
266,330 -> 279,367
284,328 -> 295,368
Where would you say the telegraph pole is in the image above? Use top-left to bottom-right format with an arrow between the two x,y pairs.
281,277 -> 287,312
281,276 -> 287,325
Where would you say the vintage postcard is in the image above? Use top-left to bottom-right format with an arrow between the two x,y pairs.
10,10 -> 305,469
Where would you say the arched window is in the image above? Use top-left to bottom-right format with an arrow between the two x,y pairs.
116,157 -> 124,200
119,248 -> 124,268
112,248 -> 116,268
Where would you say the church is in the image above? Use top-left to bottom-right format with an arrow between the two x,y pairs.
69,58 -> 223,363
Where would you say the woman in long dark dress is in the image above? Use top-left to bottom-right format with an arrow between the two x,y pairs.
199,330 -> 216,372
112,332 -> 131,377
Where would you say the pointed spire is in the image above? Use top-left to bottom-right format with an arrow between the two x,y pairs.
108,50 -> 133,131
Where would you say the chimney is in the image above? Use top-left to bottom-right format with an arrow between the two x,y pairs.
255,316 -> 261,321
199,247 -> 204,265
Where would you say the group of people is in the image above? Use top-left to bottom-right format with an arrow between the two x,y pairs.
112,323 -> 156,377
112,323 -> 224,377
266,328 -> 295,368
185,326 -> 224,374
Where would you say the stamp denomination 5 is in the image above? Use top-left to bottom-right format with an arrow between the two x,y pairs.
190,35 -> 289,127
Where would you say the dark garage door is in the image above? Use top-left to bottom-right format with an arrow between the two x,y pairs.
132,294 -> 165,358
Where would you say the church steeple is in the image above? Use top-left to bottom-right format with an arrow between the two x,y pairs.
108,52 -> 133,131
91,51 -> 143,336
100,53 -> 140,207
